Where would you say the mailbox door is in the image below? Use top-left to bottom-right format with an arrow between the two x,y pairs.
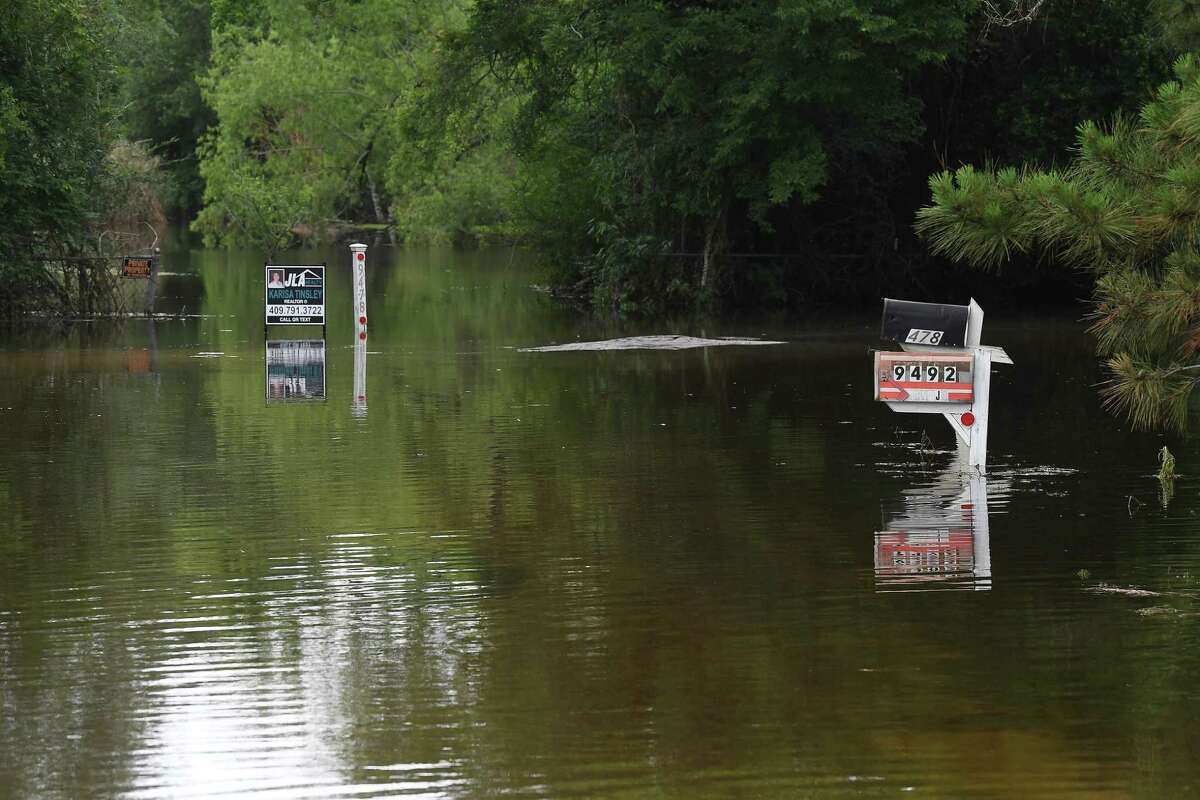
881,298 -> 969,348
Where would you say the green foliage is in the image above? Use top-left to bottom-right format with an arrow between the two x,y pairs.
1151,0 -> 1200,51
113,0 -> 215,214
1158,445 -> 1179,479
209,0 -> 264,32
1158,443 -> 1178,505
390,139 -> 517,245
918,55 -> 1200,432
0,0 -> 117,242
942,0 -> 1170,169
0,0 -> 123,316
442,0 -> 974,310
194,0 -> 517,251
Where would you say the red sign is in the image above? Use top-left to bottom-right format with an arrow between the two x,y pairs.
875,351 -> 974,404
122,256 -> 154,278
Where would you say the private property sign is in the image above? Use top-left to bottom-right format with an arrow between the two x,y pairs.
265,265 -> 325,325
122,255 -> 154,278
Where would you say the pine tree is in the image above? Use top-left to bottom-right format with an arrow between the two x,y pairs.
917,54 -> 1200,432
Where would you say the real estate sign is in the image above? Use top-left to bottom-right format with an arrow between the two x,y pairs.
265,265 -> 325,325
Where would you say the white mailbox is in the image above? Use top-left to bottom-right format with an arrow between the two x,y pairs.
874,298 -> 1012,472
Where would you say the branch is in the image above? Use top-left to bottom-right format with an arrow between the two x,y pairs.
980,0 -> 1049,30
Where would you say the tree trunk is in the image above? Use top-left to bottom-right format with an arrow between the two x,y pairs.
700,209 -> 727,294
75,262 -> 90,316
366,167 -> 385,225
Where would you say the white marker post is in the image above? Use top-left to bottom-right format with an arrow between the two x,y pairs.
350,243 -> 368,341
873,298 -> 1013,472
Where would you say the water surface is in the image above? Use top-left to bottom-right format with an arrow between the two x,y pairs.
2,244 -> 1199,798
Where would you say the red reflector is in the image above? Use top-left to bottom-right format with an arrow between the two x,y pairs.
359,331 -> 367,341
357,252 -> 365,261
359,315 -> 366,325
961,412 -> 975,427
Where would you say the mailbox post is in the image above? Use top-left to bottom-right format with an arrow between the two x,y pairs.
874,298 -> 1012,472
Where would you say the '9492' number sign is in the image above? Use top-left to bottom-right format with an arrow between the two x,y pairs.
874,352 -> 974,404
904,328 -> 944,345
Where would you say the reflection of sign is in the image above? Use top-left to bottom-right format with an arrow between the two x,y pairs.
875,352 -> 973,403
876,530 -> 976,581
266,340 -> 326,401
125,348 -> 151,374
265,265 -> 325,325
123,256 -> 154,278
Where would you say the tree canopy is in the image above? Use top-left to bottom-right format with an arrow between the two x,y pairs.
436,0 -> 973,310
0,0 -> 1195,335
192,0 -> 514,252
918,55 -> 1200,432
0,0 -> 122,314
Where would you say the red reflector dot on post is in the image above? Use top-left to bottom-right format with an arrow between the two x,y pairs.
357,253 -> 365,262
359,315 -> 366,325
359,331 -> 367,341
961,412 -> 975,427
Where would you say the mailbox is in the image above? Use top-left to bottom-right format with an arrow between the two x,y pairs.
880,298 -> 970,348
874,297 -> 1012,472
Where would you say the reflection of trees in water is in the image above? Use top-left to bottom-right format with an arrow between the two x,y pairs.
4,252 -> 1199,794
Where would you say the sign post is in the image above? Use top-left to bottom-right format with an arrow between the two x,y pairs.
874,298 -> 1012,472
350,243 -> 367,341
122,254 -> 160,315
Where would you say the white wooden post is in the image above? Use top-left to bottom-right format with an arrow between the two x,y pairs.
350,243 -> 368,341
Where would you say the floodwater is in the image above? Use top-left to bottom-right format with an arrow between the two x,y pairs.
1,244 -> 1199,799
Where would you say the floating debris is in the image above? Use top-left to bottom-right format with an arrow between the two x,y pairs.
1085,586 -> 1163,597
519,335 -> 784,352
1135,605 -> 1199,618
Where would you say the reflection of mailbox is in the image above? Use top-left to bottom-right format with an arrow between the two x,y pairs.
880,299 -> 970,348
873,472 -> 996,592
